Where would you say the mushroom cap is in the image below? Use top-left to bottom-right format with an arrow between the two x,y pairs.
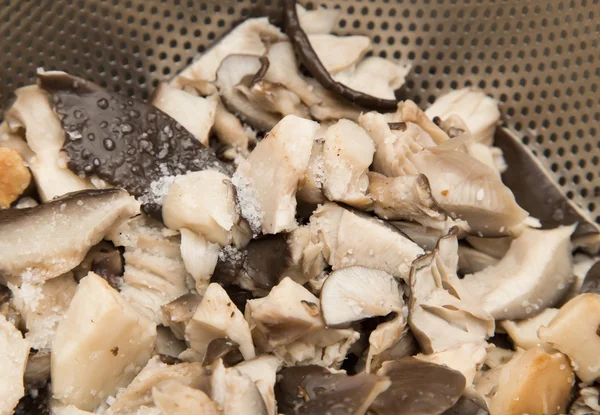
580,261 -> 600,295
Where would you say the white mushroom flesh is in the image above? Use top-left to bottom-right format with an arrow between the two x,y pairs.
179,229 -> 220,294
0,314 -> 29,415
500,307 -> 559,351
296,4 -> 341,34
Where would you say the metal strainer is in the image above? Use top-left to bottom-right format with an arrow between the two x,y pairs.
0,0 -> 598,223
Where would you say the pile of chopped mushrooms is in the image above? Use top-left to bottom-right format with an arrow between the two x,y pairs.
1,2 -> 600,415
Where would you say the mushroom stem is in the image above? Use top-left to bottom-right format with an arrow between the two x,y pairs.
282,0 -> 398,111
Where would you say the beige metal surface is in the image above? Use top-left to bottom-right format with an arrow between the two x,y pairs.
0,0 -> 598,223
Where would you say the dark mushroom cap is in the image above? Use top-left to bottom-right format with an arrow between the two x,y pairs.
369,357 -> 466,415
580,261 -> 600,295
275,365 -> 390,415
37,71 -> 232,218
202,337 -> 244,367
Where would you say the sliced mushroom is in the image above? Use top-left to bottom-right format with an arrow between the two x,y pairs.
52,272 -> 157,411
581,260 -> 600,295
307,78 -> 364,122
462,226 -> 575,320
464,236 -> 511,259
364,314 -> 409,373
162,170 -> 252,247
4,85 -> 94,201
233,115 -> 319,234
179,229 -> 220,294
151,82 -> 217,146
500,308 -> 559,351
24,350 -> 51,389
425,88 -> 501,145
202,338 -> 244,368
0,147 -> 31,208
333,57 -> 411,101
484,346 -> 515,369
210,358 -> 268,415
245,277 -> 359,368
212,98 -> 256,157
308,34 -> 371,74
107,216 -> 192,324
483,346 -> 573,415
71,241 -> 124,289
160,293 -> 202,341
37,70 -> 231,218
442,389 -> 490,415
49,401 -> 95,415
457,244 -> 499,274
184,283 -> 255,362
104,355 -> 207,414
409,228 -> 494,353
570,387 -> 600,415
368,172 -> 447,228
370,357 -> 466,415
0,189 -> 139,285
320,119 -> 374,208
416,342 -> 488,386
538,293 -> 600,384
296,4 -> 341,34
155,325 -> 187,359
309,203 -> 424,281
152,380 -> 219,415
0,314 -> 29,415
235,354 -> 281,415
320,266 -> 403,328
390,220 -> 450,251
171,17 -> 285,85
275,365 -> 391,415
9,272 -> 77,351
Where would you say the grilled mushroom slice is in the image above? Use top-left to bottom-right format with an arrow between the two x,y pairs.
0,189 -> 139,285
0,314 -> 29,415
538,293 -> 600,384
462,225 -> 575,320
52,272 -> 156,411
370,358 -> 466,415
233,115 -> 319,234
275,365 -> 391,415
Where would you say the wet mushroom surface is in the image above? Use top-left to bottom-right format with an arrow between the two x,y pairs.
0,3 -> 598,415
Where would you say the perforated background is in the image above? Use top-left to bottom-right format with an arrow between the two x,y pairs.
0,0 -> 598,223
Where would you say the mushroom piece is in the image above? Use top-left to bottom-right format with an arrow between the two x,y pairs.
0,189 -> 139,285
4,85 -> 94,202
425,88 -> 501,145
367,172 -> 447,228
570,387 -> 600,415
370,358 -> 466,415
461,226 -> 575,320
308,34 -> 371,74
482,346 -> 574,415
364,314 -> 410,373
212,98 -> 255,157
0,147 -> 31,208
415,342 -> 488,386
0,314 -> 29,415
464,236 -> 511,260
210,359 -> 268,415
320,119 -> 374,208
71,241 -> 124,289
171,17 -> 285,85
160,293 -> 202,341
162,170 -> 252,247
457,244 -> 499,274
106,216 -> 193,324
484,346 -> 515,370
104,355 -> 207,414
390,220 -> 450,251
580,260 -> 600,294
202,338 -> 244,368
179,229 -> 220,294
409,228 -> 494,353
37,70 -> 231,218
152,380 -> 220,415
442,390 -> 490,415
245,277 -> 359,368
235,354 -> 281,415
151,82 -> 218,146
275,365 -> 391,415
9,272 -> 78,351
24,350 -> 51,390
309,203 -> 424,281
233,115 -> 319,234
495,127 -> 600,253
51,272 -> 157,411
155,325 -> 187,359
320,266 -> 404,328
184,283 -> 255,362
296,4 -> 341,34
538,293 -> 600,384
500,308 -> 559,351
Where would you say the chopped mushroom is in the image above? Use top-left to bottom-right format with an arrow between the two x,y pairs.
416,342 -> 488,386
202,337 -> 244,367
233,115 -> 319,234
409,228 -> 494,353
580,260 -> 600,295
179,229 -> 220,294
0,314 -> 29,415
0,147 -> 31,208
160,293 -> 202,340
155,325 -> 187,359
296,4 -> 341,34
24,350 -> 51,390
184,283 -> 255,362
51,272 -> 157,411
570,387 -> 600,415
309,202 -> 424,281
364,314 -> 410,373
0,189 -> 139,285
71,241 -> 124,289
500,308 -> 559,351
538,293 -> 600,384
462,226 -> 575,320
210,358 -> 268,415
162,170 -> 252,247
235,354 -> 281,415
320,266 -> 403,328
152,380 -> 219,415
457,244 -> 499,274
481,346 -> 573,415
309,34 -> 371,74
275,365 -> 391,415
370,358 -> 466,415
151,82 -> 218,146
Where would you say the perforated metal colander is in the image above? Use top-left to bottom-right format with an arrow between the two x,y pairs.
0,0 -> 598,223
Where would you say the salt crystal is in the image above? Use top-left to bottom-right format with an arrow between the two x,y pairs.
231,170 -> 263,234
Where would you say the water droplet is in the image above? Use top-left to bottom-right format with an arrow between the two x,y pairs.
121,124 -> 132,133
74,110 -> 84,119
119,103 -> 126,110
129,110 -> 140,119
67,130 -> 82,140
103,138 -> 115,151
87,133 -> 95,141
147,112 -> 157,122
99,121 -> 108,129
93,158 -> 101,166
162,125 -> 174,138
84,164 -> 93,173
127,100 -> 134,107
81,149 -> 91,159
97,98 -> 109,109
